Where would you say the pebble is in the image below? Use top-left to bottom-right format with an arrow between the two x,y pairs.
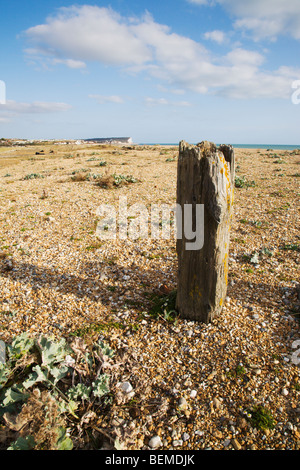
231,438 -> 242,450
212,397 -> 222,409
173,439 -> 183,447
149,436 -> 162,449
286,422 -> 294,431
120,382 -> 133,393
178,397 -> 188,411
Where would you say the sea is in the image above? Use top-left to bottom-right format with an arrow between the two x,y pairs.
141,143 -> 300,150
220,144 -> 300,150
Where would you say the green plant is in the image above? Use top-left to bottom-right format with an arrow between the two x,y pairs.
113,174 -> 139,185
246,405 -> 276,431
235,176 -> 255,188
95,173 -> 139,189
23,173 -> 44,180
70,321 -> 131,338
149,290 -> 178,323
235,364 -> 246,376
0,333 -> 114,450
280,243 -> 299,252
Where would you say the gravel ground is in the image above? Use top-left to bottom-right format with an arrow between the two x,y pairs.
0,142 -> 299,450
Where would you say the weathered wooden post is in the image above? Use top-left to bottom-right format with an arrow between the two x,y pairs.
176,140 -> 235,323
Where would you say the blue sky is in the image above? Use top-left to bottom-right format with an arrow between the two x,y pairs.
0,0 -> 300,143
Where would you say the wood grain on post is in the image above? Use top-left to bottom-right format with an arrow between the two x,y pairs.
176,140 -> 235,323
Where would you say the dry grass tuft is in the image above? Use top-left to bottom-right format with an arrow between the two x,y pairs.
95,174 -> 116,189
71,172 -> 90,182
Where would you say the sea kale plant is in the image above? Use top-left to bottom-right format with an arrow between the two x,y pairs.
0,333 -> 114,450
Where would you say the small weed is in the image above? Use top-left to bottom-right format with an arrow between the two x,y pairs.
63,154 -> 74,159
107,285 -> 117,292
246,405 -> 276,431
280,243 -> 299,252
95,173 -> 139,189
235,364 -> 246,376
235,176 -> 255,188
23,173 -> 44,180
113,174 -> 139,185
95,174 -> 115,189
269,153 -> 279,159
85,243 -> 103,251
227,364 -> 248,380
70,321 -> 125,337
260,247 -> 274,257
149,290 -> 178,323
71,172 -> 90,182
40,190 -> 48,199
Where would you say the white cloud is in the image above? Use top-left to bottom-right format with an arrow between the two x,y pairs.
145,97 -> 191,107
188,0 -> 213,4
157,85 -> 187,95
225,48 -> 265,66
24,5 -> 152,66
23,5 -> 300,100
0,100 -> 71,116
89,94 -> 124,104
204,30 -> 226,44
188,0 -> 300,40
145,97 -> 169,106
52,58 -> 86,69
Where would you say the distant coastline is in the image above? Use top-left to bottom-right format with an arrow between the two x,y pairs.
1,138 -> 299,151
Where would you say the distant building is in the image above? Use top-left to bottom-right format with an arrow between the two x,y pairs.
83,137 -> 133,145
